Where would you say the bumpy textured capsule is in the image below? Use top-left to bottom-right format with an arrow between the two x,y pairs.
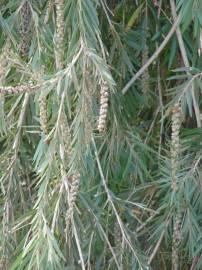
172,214 -> 181,270
60,110 -> 72,159
39,94 -> 48,135
54,0 -> 80,235
0,84 -> 38,95
0,40 -> 11,96
0,40 -> 11,77
170,103 -> 181,270
20,1 -> 31,57
171,104 -> 181,192
65,173 -> 80,232
97,81 -> 109,133
55,0 -> 65,69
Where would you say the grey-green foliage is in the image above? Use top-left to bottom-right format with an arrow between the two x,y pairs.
0,0 -> 201,270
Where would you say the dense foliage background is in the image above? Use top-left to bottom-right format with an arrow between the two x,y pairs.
0,0 -> 202,269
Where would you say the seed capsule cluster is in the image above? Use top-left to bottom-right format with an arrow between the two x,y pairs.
20,1 -> 31,57
97,81 -> 109,133
170,103 -> 181,270
172,214 -> 181,270
60,110 -> 72,159
55,0 -> 65,69
0,84 -> 37,95
171,104 -> 181,192
0,40 -> 11,78
39,94 -> 48,135
0,40 -> 11,108
65,173 -> 80,232
54,0 -> 80,234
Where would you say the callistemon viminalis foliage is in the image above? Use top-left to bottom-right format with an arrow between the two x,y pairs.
38,1 -> 55,137
97,81 -> 109,133
54,0 -> 80,235
171,103 -> 182,270
20,1 -> 31,57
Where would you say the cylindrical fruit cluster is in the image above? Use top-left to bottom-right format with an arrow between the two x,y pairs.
65,173 -> 80,231
55,0 -> 65,69
171,103 -> 181,191
97,81 -> 109,133
20,1 -> 31,57
39,95 -> 48,135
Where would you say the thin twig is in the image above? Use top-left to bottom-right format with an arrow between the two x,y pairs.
122,14 -> 181,94
190,255 -> 200,270
148,218 -> 170,264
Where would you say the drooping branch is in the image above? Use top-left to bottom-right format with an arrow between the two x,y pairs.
0,84 -> 39,95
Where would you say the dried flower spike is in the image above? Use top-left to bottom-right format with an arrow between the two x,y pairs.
65,173 -> 80,233
0,40 -> 11,77
97,81 -> 109,133
172,213 -> 181,270
60,110 -> 72,159
0,84 -> 38,95
39,94 -> 48,135
55,0 -> 65,69
171,103 -> 181,192
20,1 -> 31,57
170,103 -> 181,270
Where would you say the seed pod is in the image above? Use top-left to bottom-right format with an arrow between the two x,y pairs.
39,94 -> 48,135
171,103 -> 182,270
55,0 -> 65,69
97,81 -> 109,133
172,213 -> 181,270
0,40 -> 11,76
60,110 -> 72,159
0,84 -> 38,95
59,110 -> 81,235
65,173 -> 80,233
171,103 -> 181,192
0,40 -> 12,103
20,1 -> 31,57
